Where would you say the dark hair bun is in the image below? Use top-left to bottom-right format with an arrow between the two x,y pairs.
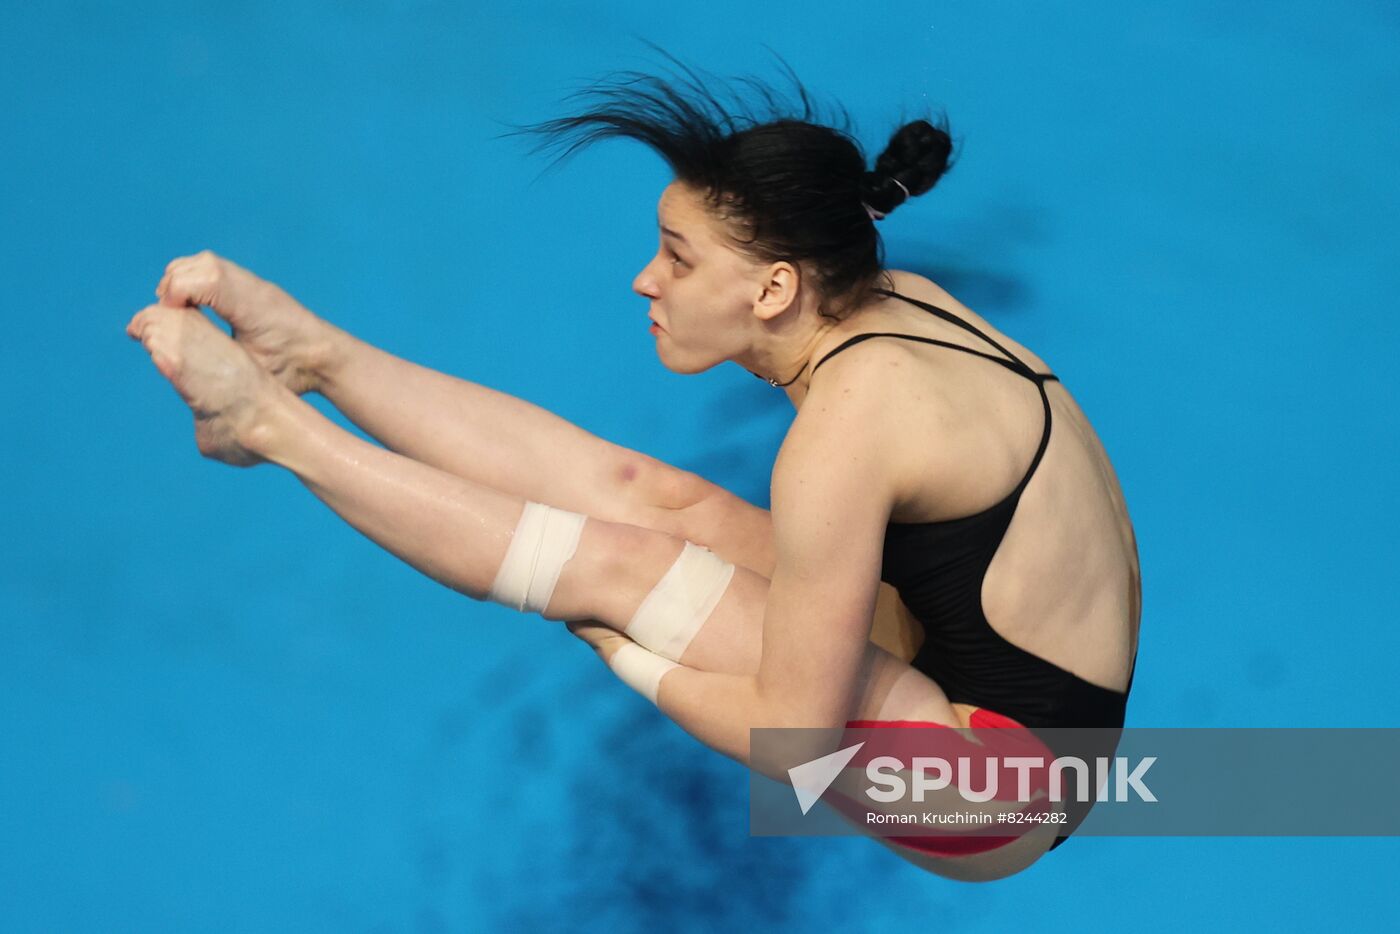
861,118 -> 955,217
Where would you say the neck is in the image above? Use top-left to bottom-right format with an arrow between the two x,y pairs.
734,294 -> 839,407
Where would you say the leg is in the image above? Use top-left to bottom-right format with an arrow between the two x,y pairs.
563,527 -> 956,724
627,476 -> 924,663
156,251 -> 716,542
318,325 -> 918,650
157,251 -> 915,628
317,326 -> 722,537
505,506 -> 1052,880
564,536 -> 1055,881
134,299 -> 1041,878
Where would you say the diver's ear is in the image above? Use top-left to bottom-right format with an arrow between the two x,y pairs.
752,261 -> 800,322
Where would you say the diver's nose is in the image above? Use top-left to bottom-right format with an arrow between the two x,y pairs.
632,260 -> 661,299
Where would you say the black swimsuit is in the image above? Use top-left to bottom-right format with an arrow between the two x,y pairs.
811,288 -> 1135,733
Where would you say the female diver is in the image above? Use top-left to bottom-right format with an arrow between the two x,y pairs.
126,59 -> 1139,882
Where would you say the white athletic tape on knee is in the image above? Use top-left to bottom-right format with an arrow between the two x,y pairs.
608,642 -> 679,705
486,501 -> 587,615
623,541 -> 735,662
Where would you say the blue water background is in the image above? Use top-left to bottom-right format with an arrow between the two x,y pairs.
2,1 -> 1397,930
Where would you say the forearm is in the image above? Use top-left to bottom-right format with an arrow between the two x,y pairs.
653,665 -> 844,783
315,326 -> 655,516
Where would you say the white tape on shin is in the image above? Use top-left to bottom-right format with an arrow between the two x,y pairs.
623,541 -> 735,662
608,643 -> 679,705
486,501 -> 587,615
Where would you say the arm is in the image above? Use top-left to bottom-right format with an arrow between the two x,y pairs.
631,358 -> 903,766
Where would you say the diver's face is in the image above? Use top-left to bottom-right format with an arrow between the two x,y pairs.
632,182 -> 762,374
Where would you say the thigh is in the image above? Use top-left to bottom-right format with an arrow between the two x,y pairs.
688,561 -> 1051,879
580,466 -> 939,715
580,510 -> 954,725
669,484 -> 925,664
576,515 -> 1059,877
649,544 -> 961,729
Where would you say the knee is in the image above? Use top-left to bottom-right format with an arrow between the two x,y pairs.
586,520 -> 689,622
614,453 -> 715,515
613,456 -> 763,551
584,520 -> 738,666
482,501 -> 699,625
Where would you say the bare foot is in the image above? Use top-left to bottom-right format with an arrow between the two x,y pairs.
156,250 -> 340,395
126,302 -> 286,466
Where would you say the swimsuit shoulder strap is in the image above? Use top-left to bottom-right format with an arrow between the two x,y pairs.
871,287 -> 1054,382
808,288 -> 1060,497
810,289 -> 1058,386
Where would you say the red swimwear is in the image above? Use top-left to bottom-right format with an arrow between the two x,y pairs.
831,709 -> 1058,857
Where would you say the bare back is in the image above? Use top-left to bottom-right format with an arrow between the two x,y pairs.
801,270 -> 1140,693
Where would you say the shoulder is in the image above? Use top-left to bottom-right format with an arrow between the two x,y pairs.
788,326 -> 970,513
776,339 -> 926,513
793,335 -> 910,430
809,329 -> 918,390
